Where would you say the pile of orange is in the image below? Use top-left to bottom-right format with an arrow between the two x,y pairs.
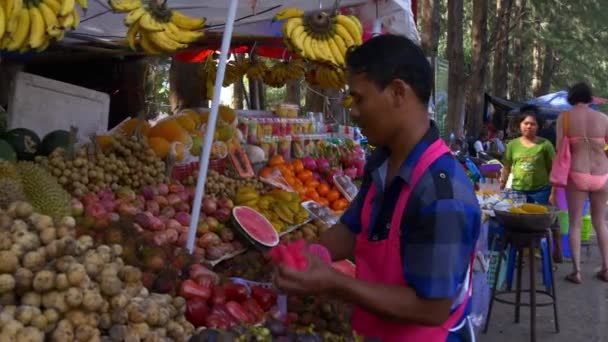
259,156 -> 349,212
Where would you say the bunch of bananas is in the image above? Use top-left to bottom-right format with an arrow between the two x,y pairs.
245,59 -> 268,82
279,8 -> 363,67
0,0 -> 86,52
306,63 -> 346,90
201,54 -> 217,100
109,0 -> 205,55
342,94 -> 353,108
263,59 -> 305,88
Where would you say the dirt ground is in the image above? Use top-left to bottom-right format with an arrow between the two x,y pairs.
479,237 -> 608,342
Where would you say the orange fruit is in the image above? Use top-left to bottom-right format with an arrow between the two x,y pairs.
331,198 -> 349,211
291,159 -> 304,173
317,198 -> 330,206
305,189 -> 320,202
305,179 -> 320,189
284,175 -> 296,186
297,170 -> 314,182
269,155 -> 285,167
259,167 -> 274,178
326,189 -> 340,202
317,183 -> 330,196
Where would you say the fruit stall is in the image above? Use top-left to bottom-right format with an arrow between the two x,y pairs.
0,0 -> 420,341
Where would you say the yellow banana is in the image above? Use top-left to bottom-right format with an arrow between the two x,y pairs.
42,0 -> 61,13
71,7 -> 80,28
332,34 -> 348,56
336,15 -> 361,45
302,34 -> 315,60
38,2 -> 63,37
170,10 -> 205,30
317,39 -> 335,64
28,6 -> 46,49
272,7 -> 304,22
123,6 -> 145,26
334,23 -> 355,48
289,24 -> 305,50
0,5 -> 5,40
149,30 -> 185,51
139,31 -> 162,55
3,0 -> 14,23
326,37 -> 344,66
166,22 -> 203,43
36,35 -> 51,52
59,0 -> 75,17
126,20 -> 139,50
349,15 -> 363,38
7,0 -> 23,33
76,0 -> 87,11
138,11 -> 164,31
108,0 -> 141,12
284,17 -> 303,38
59,12 -> 73,28
6,8 -> 30,51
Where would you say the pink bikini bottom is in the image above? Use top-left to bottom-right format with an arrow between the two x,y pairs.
569,172 -> 608,192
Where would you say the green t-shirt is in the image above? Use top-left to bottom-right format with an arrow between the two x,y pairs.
503,137 -> 555,191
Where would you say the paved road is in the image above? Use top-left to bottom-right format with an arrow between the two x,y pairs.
479,238 -> 608,342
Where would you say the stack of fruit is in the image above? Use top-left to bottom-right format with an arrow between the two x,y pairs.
0,200 -> 195,340
276,8 -> 363,67
109,0 -> 205,55
260,156 -> 349,212
286,295 -> 354,338
279,218 -> 331,245
263,59 -> 306,88
0,0 -> 86,52
234,187 -> 309,234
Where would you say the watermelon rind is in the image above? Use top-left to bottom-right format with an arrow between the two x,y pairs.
231,206 -> 279,248
0,139 -> 17,161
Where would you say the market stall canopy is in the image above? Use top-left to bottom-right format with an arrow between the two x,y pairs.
68,0 -> 419,48
527,90 -> 608,112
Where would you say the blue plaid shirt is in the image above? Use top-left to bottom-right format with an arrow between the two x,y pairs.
342,122 -> 480,337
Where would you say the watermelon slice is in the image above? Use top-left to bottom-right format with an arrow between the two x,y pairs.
232,206 -> 279,248
332,260 -> 356,278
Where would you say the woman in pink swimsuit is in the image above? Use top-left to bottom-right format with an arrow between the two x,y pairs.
557,82 -> 608,283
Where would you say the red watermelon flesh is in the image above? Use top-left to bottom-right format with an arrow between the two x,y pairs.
267,239 -> 331,271
332,260 -> 356,278
232,206 -> 279,247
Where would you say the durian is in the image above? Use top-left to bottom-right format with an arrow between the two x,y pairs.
0,161 -> 20,181
16,161 -> 72,218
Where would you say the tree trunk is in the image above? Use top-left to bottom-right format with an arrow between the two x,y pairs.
285,79 -> 301,105
538,47 -> 555,95
447,0 -> 466,136
509,0 -> 527,100
491,0 -> 513,97
420,0 -> 440,57
465,0 -> 489,137
531,41 -> 543,96
169,58 -> 207,113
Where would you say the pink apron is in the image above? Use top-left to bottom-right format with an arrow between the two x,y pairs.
352,139 -> 473,342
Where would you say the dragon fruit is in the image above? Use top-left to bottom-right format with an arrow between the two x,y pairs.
302,156 -> 317,171
316,158 -> 331,174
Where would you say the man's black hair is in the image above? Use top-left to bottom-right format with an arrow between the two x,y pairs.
568,82 -> 593,105
345,34 -> 432,105
518,104 -> 543,127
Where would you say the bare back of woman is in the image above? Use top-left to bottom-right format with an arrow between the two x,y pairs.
557,83 -> 608,284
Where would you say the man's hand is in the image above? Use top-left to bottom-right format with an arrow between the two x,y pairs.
273,252 -> 339,296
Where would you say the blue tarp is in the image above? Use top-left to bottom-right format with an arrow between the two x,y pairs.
507,90 -> 602,119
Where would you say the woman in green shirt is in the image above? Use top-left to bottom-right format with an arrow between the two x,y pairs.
500,105 -> 556,204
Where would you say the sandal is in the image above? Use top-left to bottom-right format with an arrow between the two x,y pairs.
565,271 -> 582,284
596,269 -> 608,283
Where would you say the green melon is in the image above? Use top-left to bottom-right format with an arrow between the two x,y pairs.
40,129 -> 71,156
2,128 -> 41,160
0,140 -> 17,161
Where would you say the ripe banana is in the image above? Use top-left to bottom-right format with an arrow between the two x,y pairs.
6,0 -> 23,33
38,2 -> 63,37
149,30 -> 186,51
6,8 -> 30,51
139,32 -> 162,55
28,6 -> 46,49
109,0 -> 141,12
334,23 -> 355,47
76,0 -> 87,11
0,5 -> 5,40
123,6 -> 145,26
170,10 -> 205,30
59,0 -> 75,17
165,22 -> 203,44
272,7 -> 304,22
125,20 -> 139,50
336,15 -> 362,45
139,12 -> 164,31
326,38 -> 344,66
42,0 -> 61,13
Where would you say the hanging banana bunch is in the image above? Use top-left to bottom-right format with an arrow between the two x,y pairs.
306,63 -> 346,90
109,0 -> 205,55
200,54 -> 248,100
245,58 -> 268,82
0,0 -> 86,52
263,58 -> 305,88
279,7 -> 363,67
201,53 -> 217,100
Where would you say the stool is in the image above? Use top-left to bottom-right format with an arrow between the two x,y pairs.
483,228 -> 560,342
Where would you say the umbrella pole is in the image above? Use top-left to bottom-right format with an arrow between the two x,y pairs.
186,0 -> 240,253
